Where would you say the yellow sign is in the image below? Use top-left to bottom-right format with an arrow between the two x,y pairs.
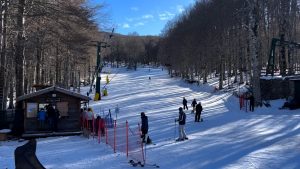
94,92 -> 101,101
106,75 -> 110,84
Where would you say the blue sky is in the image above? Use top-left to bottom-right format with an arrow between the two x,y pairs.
86,0 -> 195,36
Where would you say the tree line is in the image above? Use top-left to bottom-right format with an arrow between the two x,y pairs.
158,0 -> 300,105
0,0 -> 103,110
88,0 -> 300,106
2,0 -> 300,110
104,33 -> 160,70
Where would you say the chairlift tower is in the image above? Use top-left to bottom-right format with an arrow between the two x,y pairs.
95,42 -> 110,100
93,28 -> 114,101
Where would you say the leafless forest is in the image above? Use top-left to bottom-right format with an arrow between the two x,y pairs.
1,0 -> 300,110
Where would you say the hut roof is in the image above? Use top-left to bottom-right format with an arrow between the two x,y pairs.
16,86 -> 90,102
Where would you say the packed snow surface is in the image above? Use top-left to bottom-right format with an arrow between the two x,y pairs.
1,67 -> 300,169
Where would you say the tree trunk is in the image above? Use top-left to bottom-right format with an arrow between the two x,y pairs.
248,0 -> 262,106
55,43 -> 61,85
15,0 -> 25,108
0,0 -> 8,110
35,37 -> 42,85
218,59 -> 224,90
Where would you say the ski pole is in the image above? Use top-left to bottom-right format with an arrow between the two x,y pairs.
144,141 -> 147,164
174,118 -> 176,140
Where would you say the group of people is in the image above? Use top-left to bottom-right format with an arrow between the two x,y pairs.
183,97 -> 203,122
37,104 -> 60,131
140,97 -> 203,143
176,97 -> 203,141
240,93 -> 255,112
81,107 -> 105,136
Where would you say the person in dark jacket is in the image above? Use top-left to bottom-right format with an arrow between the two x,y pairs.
183,97 -> 188,110
195,102 -> 203,122
176,107 -> 188,141
191,99 -> 197,113
249,94 -> 255,112
53,108 -> 60,132
141,112 -> 150,143
46,104 -> 55,131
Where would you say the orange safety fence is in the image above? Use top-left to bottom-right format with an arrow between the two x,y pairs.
239,94 -> 248,112
81,116 -> 145,164
127,123 -> 144,163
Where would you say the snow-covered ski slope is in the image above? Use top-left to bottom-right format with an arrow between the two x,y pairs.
1,66 -> 300,169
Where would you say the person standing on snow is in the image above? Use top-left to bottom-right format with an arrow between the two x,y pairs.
115,104 -> 119,121
53,108 -> 60,132
37,108 -> 46,130
195,102 -> 203,122
86,108 -> 94,132
46,104 -> 55,131
249,94 -> 255,112
191,99 -> 197,113
176,107 -> 188,141
182,97 -> 188,110
141,112 -> 151,143
95,115 -> 105,136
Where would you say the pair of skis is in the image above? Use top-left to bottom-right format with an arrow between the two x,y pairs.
129,160 -> 160,168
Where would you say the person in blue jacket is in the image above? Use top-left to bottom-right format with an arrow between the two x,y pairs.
37,108 -> 47,130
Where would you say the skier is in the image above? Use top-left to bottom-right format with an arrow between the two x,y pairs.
191,99 -> 197,113
195,102 -> 203,122
175,107 -> 188,141
141,112 -> 151,144
182,97 -> 188,110
115,104 -> 119,121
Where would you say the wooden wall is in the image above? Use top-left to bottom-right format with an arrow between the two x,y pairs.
23,92 -> 82,133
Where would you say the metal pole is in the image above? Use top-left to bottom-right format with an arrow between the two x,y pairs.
95,42 -> 101,100
174,119 -> 176,140
78,71 -> 80,93
126,121 -> 128,158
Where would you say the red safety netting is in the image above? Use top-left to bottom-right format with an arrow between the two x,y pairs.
239,94 -> 248,112
115,122 -> 127,154
127,124 -> 144,163
82,114 -> 145,164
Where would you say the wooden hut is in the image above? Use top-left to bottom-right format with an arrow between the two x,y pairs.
289,78 -> 300,101
16,86 -> 89,134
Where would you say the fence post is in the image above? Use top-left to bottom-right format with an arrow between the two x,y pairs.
239,96 -> 242,110
246,100 -> 248,112
105,120 -> 108,144
114,120 -> 116,153
126,120 -> 128,158
92,116 -> 95,139
98,119 -> 100,143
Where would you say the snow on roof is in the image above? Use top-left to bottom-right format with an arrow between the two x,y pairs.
16,86 -> 90,102
0,129 -> 11,133
260,75 -> 283,80
261,75 -> 300,80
